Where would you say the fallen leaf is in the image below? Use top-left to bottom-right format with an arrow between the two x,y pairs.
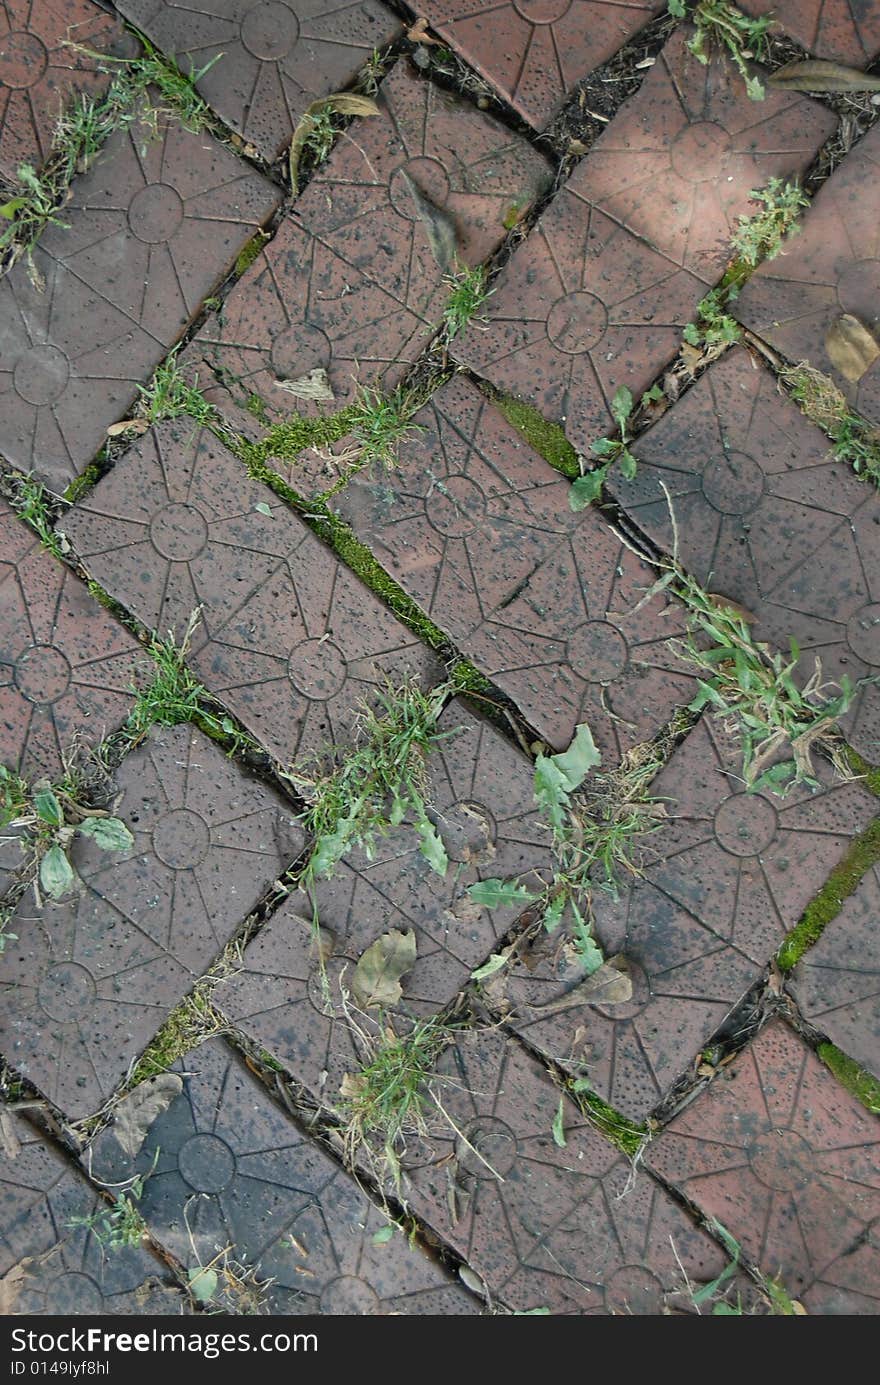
471,950 -> 511,982
467,877 -> 539,910
769,59 -> 880,92
106,418 -> 149,437
289,92 -> 380,191
523,956 -> 633,1017
352,929 -> 416,1009
458,1265 -> 487,1297
187,1266 -> 218,1303
705,592 -> 758,624
406,16 -> 441,43
274,368 -> 335,403
112,1073 -> 183,1158
398,169 -> 458,272
372,1224 -> 395,1244
77,816 -> 134,852
680,340 -> 703,375
552,1095 -> 567,1148
825,314 -> 880,382
339,1072 -> 365,1100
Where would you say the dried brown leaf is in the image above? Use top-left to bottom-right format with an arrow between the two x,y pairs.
112,1073 -> 183,1158
825,314 -> 880,383
398,169 -> 458,272
106,418 -> 149,437
523,955 -> 633,1016
406,17 -> 441,44
274,368 -> 335,402
769,59 -> 880,91
352,929 -> 416,1009
289,92 -> 380,191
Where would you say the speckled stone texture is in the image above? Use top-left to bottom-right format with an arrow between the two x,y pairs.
0,104 -> 279,492
491,717 -> 876,1119
610,347 -> 880,765
0,1105 -> 184,1314
181,59 -> 552,433
740,0 -> 880,66
85,1038 -> 479,1314
647,1022 -> 880,1314
736,121 -> 880,431
0,724 -> 301,1118
116,0 -> 401,162
789,862 -> 880,1079
0,0 -> 130,181
0,497 -> 142,780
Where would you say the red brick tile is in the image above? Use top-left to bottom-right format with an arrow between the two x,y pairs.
740,0 -> 880,66
401,1031 -> 742,1313
182,60 -> 552,432
0,0 -> 129,180
0,1105 -> 186,1313
416,1 -> 665,131
116,0 -> 401,162
647,1021 -> 880,1313
497,717 -> 876,1119
0,498 -> 142,781
221,697 -> 554,1102
0,723 -> 302,1118
789,862 -> 880,1079
610,348 -> 880,764
736,121 -> 880,431
0,105 -> 280,492
85,1038 -> 479,1314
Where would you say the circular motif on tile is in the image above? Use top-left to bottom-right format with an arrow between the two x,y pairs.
441,799 -> 497,866
669,122 -> 732,182
713,793 -> 777,856
149,503 -> 209,561
13,645 -> 72,705
0,32 -> 49,88
389,157 -> 452,219
513,0 -> 572,21
37,964 -> 97,1023
152,809 -> 211,869
605,1266 -> 666,1315
38,1272 -> 105,1315
13,344 -> 70,406
457,1115 -> 518,1178
240,1 -> 299,59
748,1128 -> 814,1192
546,292 -> 608,354
567,621 -> 629,682
179,1133 -> 237,1193
287,638 -> 347,699
836,258 -> 880,316
320,1276 -> 381,1314
847,602 -> 880,666
426,473 -> 487,537
700,451 -> 765,515
593,960 -> 650,1021
270,322 -> 331,379
127,184 -> 185,243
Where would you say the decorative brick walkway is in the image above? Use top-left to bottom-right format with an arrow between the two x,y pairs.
1,0 -> 879,1319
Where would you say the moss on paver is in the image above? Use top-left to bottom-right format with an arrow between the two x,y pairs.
777,815 -> 880,971
817,1043 -> 880,1116
492,393 -> 581,477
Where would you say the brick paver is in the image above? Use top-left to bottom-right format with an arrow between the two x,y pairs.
647,1021 -> 880,1314
0,497 -> 142,781
494,716 -> 876,1119
0,724 -> 301,1118
85,1038 -> 479,1314
182,60 -> 552,433
0,1104 -> 185,1314
740,0 -> 880,66
0,105 -> 279,492
789,862 -> 880,1079
0,0 -> 129,181
736,121 -> 880,431
116,0 -> 401,163
414,1 -> 665,131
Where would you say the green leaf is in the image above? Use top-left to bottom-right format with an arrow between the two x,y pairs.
309,809 -> 359,878
610,385 -> 633,427
254,501 -> 273,517
745,74 -> 766,101
692,1260 -> 738,1306
667,0 -> 686,16
549,722 -> 601,792
574,931 -> 604,976
590,436 -> 617,458
467,877 -> 538,909
683,322 -> 702,346
533,754 -> 570,830
371,1224 -> 395,1245
187,1266 -> 218,1302
569,468 -> 606,511
552,1095 -> 567,1148
471,951 -> 510,982
542,893 -> 566,935
0,197 -> 27,220
417,817 -> 448,876
40,845 -> 75,900
618,448 -> 638,481
77,816 -> 134,852
641,384 -> 665,405
34,788 -> 63,827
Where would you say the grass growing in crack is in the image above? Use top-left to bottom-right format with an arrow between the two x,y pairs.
669,1 -> 772,100
67,1157 -> 156,1251
126,611 -> 250,752
9,477 -> 64,556
731,178 -> 809,268
138,349 -> 216,425
349,385 -> 423,468
781,362 -> 880,487
442,265 -> 493,340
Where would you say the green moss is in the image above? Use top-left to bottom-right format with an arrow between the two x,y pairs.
64,462 -> 104,504
127,991 -> 222,1086
777,816 -> 880,971
818,1042 -> 880,1114
241,407 -> 358,471
567,1080 -> 646,1159
234,229 -> 269,278
843,745 -> 880,798
493,394 -> 580,477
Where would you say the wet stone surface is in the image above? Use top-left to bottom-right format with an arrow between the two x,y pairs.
740,0 -> 880,66
610,347 -> 880,765
492,717 -> 876,1120
0,497 -> 142,781
84,1038 -> 479,1315
0,724 -> 301,1118
116,0 -> 401,162
647,1021 -> 880,1314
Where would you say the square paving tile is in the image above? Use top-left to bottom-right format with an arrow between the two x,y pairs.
609,347 -> 880,764
220,696 -> 555,1104
736,121 -> 880,430
0,1105 -> 184,1314
647,1021 -> 880,1314
494,716 -> 877,1120
0,723 -> 302,1118
0,497 -> 142,781
415,2 -> 665,132
739,0 -> 880,66
116,0 -> 402,163
789,862 -> 880,1080
399,1030 -> 742,1313
182,59 -> 552,432
0,104 -> 280,492
85,1037 -> 479,1314
0,0 -> 129,181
